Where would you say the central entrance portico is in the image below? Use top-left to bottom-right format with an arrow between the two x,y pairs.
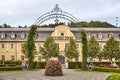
51,25 -> 76,64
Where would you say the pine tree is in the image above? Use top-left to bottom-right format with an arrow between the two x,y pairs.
65,38 -> 79,61
88,36 -> 100,61
39,37 -> 59,61
81,30 -> 88,70
102,36 -> 120,61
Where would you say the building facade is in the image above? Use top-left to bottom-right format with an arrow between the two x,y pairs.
0,25 -> 120,63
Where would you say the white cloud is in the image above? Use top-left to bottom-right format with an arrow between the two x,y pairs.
0,0 -> 120,27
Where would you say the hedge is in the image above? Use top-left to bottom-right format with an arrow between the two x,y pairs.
0,60 -> 21,65
92,67 -> 120,73
68,62 -> 81,69
68,62 -> 120,69
34,61 -> 47,69
0,66 -> 22,71
106,75 -> 120,80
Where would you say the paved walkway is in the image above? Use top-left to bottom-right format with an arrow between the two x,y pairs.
0,69 -> 110,80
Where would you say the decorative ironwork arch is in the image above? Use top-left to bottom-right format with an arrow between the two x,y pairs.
33,4 -> 79,26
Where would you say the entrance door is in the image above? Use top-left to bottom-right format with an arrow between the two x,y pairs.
58,56 -> 65,64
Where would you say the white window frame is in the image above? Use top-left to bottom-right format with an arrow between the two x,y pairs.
98,33 -> 103,39
1,33 -> 6,39
11,33 -> 15,39
88,33 -> 91,39
21,33 -> 26,39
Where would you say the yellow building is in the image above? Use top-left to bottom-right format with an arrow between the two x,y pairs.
0,4 -> 120,64
0,25 -> 120,64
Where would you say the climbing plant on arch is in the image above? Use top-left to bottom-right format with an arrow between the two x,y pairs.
26,25 -> 37,69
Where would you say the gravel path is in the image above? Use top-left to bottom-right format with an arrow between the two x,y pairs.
0,69 -> 110,80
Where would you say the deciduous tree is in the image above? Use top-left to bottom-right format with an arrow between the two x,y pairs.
88,36 -> 100,61
102,36 -> 120,61
39,37 -> 59,61
65,38 -> 79,61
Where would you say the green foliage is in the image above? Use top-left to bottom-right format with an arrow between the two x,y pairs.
81,30 -> 88,70
0,66 -> 22,71
65,38 -> 79,61
45,59 -> 63,76
68,62 -> 120,69
1,23 -> 11,28
39,37 -> 59,61
102,36 -> 120,61
3,60 -> 21,65
88,36 -> 100,59
39,22 -> 65,27
35,62 -> 47,69
92,62 -> 110,66
26,25 -> 37,69
68,62 -> 81,69
106,75 -> 120,80
92,67 -> 120,73
21,44 -> 27,56
69,21 -> 116,28
37,21 -> 116,28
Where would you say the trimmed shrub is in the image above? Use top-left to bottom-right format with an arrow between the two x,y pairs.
93,62 -> 110,66
33,61 -> 37,68
0,66 -> 22,71
3,60 -> 21,65
92,67 -> 120,73
39,62 -> 47,69
68,62 -> 81,69
106,75 -> 120,80
45,59 -> 63,76
93,62 -> 120,67
34,62 -> 47,69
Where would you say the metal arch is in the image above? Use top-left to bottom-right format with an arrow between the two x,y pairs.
34,13 -> 78,25
37,16 -> 76,26
33,4 -> 79,26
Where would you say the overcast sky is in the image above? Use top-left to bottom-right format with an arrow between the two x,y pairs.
0,0 -> 120,27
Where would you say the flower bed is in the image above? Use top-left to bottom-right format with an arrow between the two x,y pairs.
44,59 -> 63,76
